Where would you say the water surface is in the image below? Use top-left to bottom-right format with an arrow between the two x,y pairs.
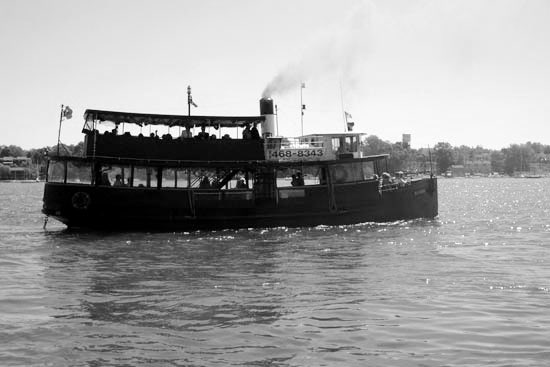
1,179 -> 549,366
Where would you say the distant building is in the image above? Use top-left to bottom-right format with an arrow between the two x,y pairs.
0,156 -> 35,180
0,156 -> 13,166
402,134 -> 411,149
9,167 -> 28,180
14,156 -> 31,166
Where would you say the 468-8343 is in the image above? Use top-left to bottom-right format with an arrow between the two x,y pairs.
268,149 -> 324,159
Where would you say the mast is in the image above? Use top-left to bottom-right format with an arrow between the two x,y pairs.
300,82 -> 305,136
340,80 -> 346,132
57,104 -> 64,156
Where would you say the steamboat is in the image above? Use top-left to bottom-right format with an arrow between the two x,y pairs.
42,97 -> 438,230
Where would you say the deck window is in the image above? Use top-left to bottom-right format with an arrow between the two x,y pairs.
331,163 -> 364,184
132,166 -> 156,188
190,169 -> 219,189
97,165 -> 130,186
276,166 -> 326,187
47,161 -> 65,183
162,168 -> 191,188
362,161 -> 375,180
66,161 -> 92,184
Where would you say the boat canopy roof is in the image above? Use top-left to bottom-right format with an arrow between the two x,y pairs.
84,109 -> 265,128
302,133 -> 365,138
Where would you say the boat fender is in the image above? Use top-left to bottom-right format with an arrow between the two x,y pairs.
333,165 -> 348,183
72,192 -> 91,210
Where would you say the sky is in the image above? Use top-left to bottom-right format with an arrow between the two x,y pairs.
1,0 -> 549,150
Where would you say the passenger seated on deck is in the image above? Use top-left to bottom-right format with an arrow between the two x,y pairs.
381,172 -> 392,186
236,177 -> 247,189
113,174 -> 125,186
250,122 -> 260,140
180,126 -> 192,139
196,125 -> 210,140
222,134 -> 231,140
100,172 -> 111,186
199,176 -> 211,189
296,172 -> 305,186
242,124 -> 252,140
395,171 -> 408,187
210,134 -> 217,140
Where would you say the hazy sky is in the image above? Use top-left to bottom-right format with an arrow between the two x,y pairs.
1,0 -> 549,150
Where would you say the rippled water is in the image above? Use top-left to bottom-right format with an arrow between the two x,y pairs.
1,179 -> 549,366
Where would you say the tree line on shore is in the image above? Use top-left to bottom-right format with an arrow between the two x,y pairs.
0,142 -> 84,179
1,137 -> 549,178
362,136 -> 550,175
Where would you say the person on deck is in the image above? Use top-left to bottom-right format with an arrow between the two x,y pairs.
295,172 -> 305,186
196,125 -> 210,140
113,174 -> 125,186
100,172 -> 111,186
250,122 -> 260,140
236,177 -> 247,189
381,172 -> 392,186
180,126 -> 192,139
199,176 -> 211,189
242,124 -> 252,140
395,171 -> 408,186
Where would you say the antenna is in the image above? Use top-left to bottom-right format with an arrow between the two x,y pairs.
339,79 -> 346,132
275,104 -> 279,136
300,82 -> 306,136
428,146 -> 434,178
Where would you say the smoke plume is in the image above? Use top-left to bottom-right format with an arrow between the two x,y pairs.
261,2 -> 373,98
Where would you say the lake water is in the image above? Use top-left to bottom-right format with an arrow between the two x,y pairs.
1,179 -> 549,366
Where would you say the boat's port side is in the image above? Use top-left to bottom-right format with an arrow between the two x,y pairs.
42,155 -> 437,229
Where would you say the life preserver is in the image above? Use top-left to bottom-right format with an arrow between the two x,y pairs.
72,192 -> 91,210
332,165 -> 348,183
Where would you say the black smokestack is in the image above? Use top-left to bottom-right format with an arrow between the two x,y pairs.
259,98 -> 274,115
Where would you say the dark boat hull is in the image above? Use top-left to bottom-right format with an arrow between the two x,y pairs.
42,178 -> 438,230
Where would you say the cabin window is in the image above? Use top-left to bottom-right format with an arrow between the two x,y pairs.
276,166 -> 326,187
47,161 -> 65,183
189,169 -> 218,189
162,168 -> 176,188
132,166 -> 156,188
97,165 -> 130,186
332,138 -> 341,153
66,161 -> 92,184
362,161 -> 375,180
331,163 -> 364,184
332,136 -> 358,155
175,168 -> 191,188
161,168 -> 191,188
226,170 -> 251,190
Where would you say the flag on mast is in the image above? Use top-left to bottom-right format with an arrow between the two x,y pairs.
62,106 -> 73,120
344,111 -> 354,131
187,86 -> 198,108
